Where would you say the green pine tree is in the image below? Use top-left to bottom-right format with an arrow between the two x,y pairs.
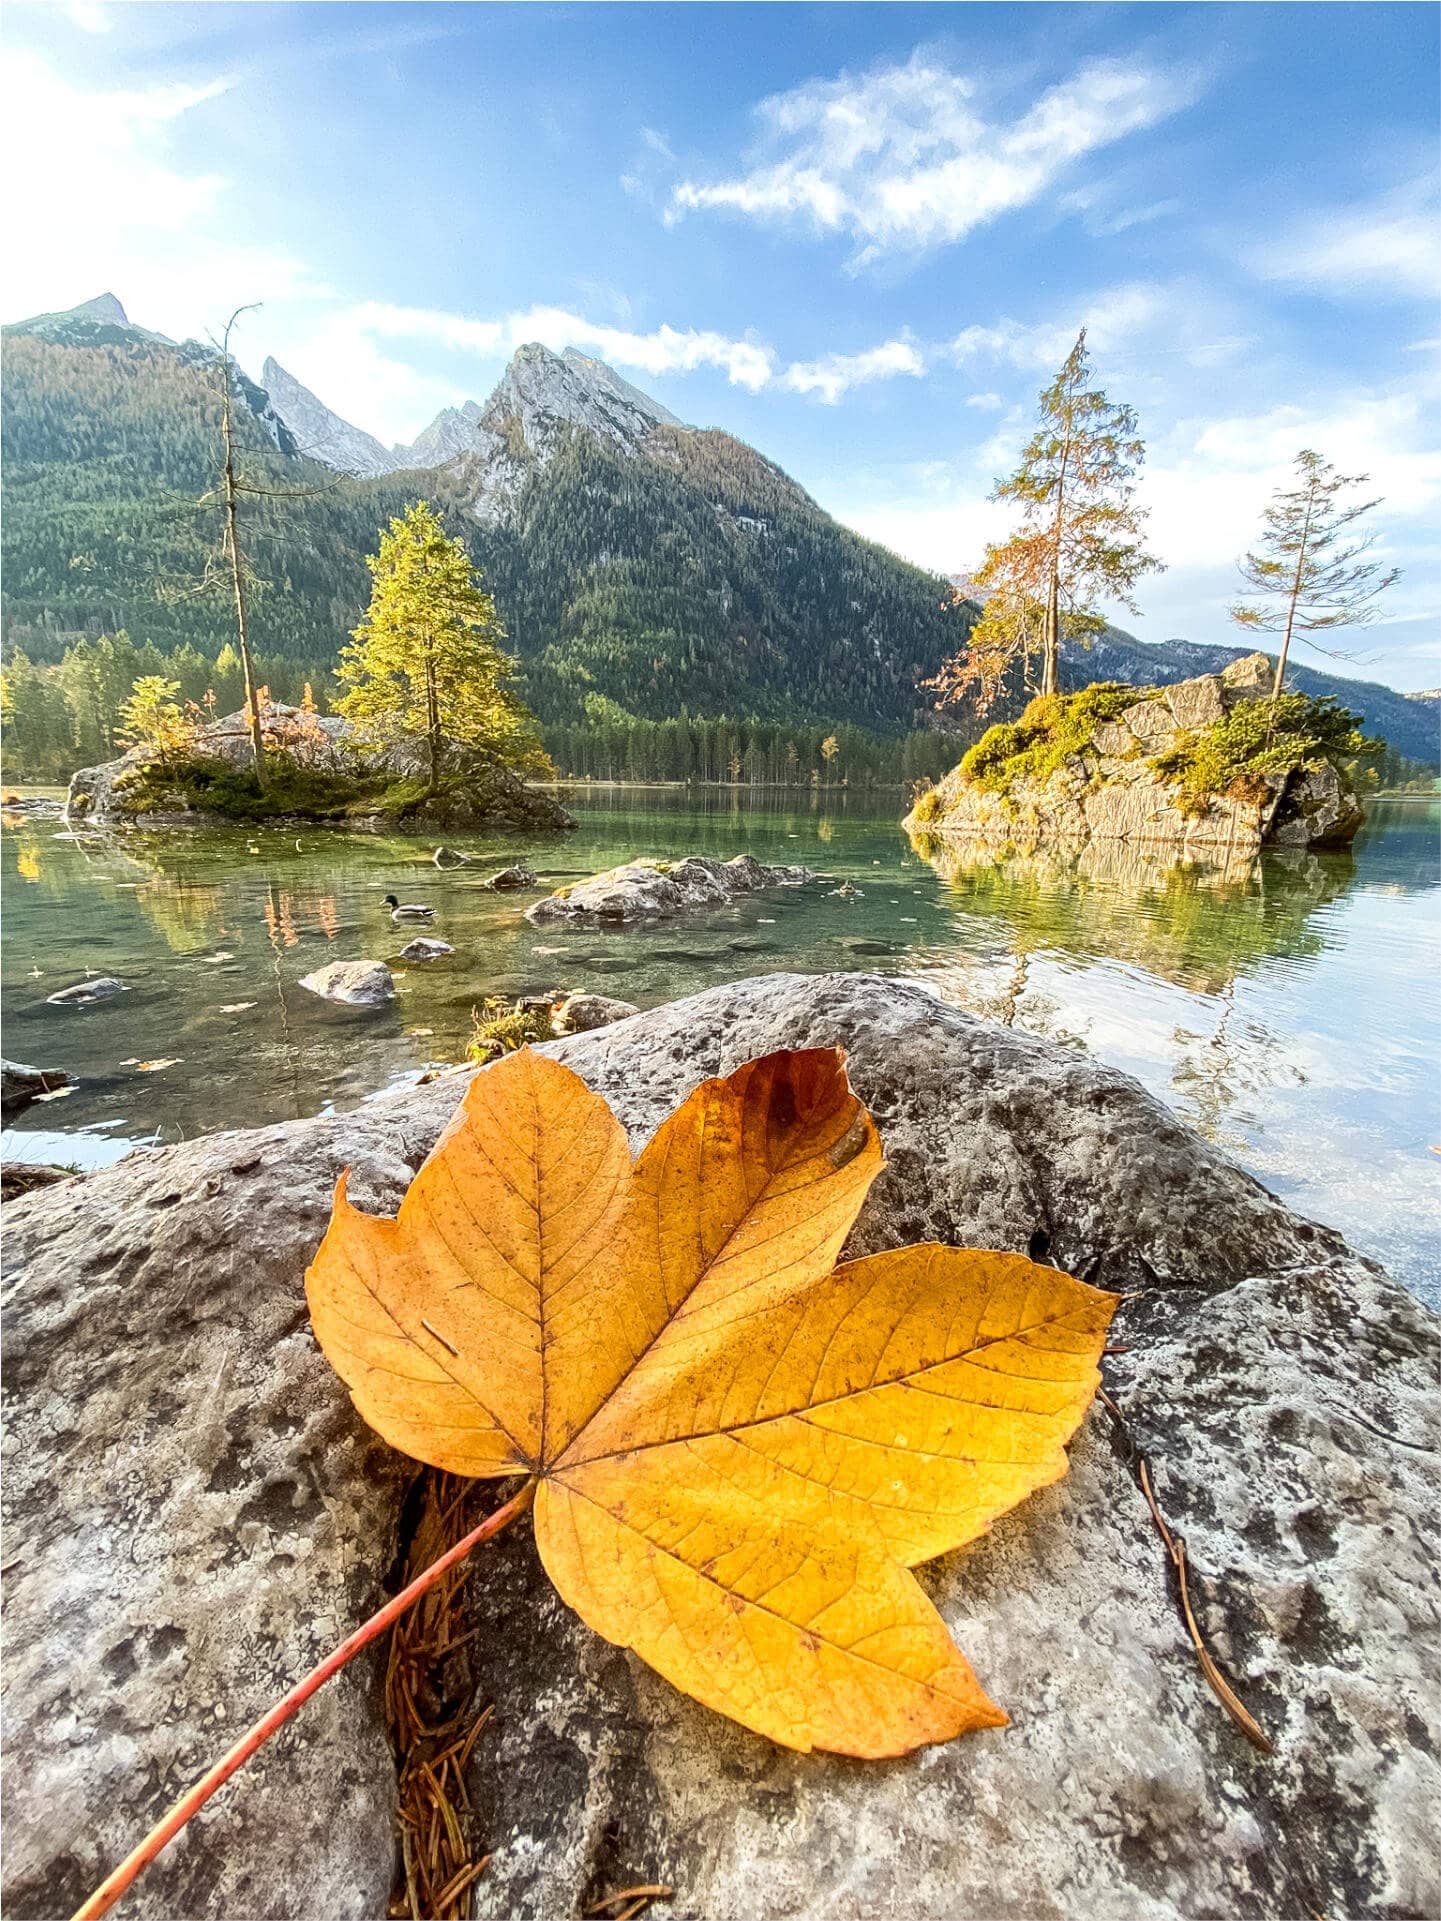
336,502 -> 545,794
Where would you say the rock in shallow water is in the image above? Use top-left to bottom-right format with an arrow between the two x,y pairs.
45,976 -> 125,1006
550,991 -> 640,1034
297,959 -> 396,1005
0,1058 -> 69,1112
526,854 -> 813,926
1,974 -> 1435,1921
398,937 -> 455,962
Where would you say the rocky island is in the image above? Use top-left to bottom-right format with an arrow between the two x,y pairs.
66,703 -> 575,835
907,655 -> 1370,856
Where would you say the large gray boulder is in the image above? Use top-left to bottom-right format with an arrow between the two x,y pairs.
526,853 -> 813,926
2,975 -> 1435,1921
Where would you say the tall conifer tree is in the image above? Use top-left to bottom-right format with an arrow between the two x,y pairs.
1231,449 -> 1400,699
337,502 -> 543,793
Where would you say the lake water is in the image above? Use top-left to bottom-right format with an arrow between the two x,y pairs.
3,789 -> 1437,1305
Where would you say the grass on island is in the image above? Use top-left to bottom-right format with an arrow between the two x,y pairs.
1150,692 -> 1377,808
111,755 -> 510,825
957,685 -> 1140,795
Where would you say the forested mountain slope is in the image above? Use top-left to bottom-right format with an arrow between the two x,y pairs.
1,301 -> 968,733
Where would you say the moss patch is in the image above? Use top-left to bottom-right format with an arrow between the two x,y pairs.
114,755 -> 377,822
466,996 -> 556,1064
959,684 -> 1141,795
1150,692 -> 1377,809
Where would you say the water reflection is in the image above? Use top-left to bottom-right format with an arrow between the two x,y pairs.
907,828 -> 1360,994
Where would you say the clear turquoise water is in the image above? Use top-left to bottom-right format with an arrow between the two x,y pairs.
3,790 -> 1437,1303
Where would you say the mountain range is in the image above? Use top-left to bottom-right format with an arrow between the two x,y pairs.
3,294 -> 1437,765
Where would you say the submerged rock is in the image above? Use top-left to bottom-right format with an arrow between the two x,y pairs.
45,976 -> 125,1006
397,937 -> 455,962
527,854 -> 813,927
1,974 -> 1434,1921
550,991 -> 639,1034
0,1059 -> 69,1113
483,860 -> 538,891
297,960 -> 396,1006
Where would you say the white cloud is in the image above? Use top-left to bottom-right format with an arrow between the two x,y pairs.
667,52 -> 1201,263
779,337 -> 925,403
346,300 -> 927,413
1250,178 -> 1441,303
965,391 -> 1005,411
0,50 -> 321,338
352,300 -> 777,393
950,280 -> 1252,374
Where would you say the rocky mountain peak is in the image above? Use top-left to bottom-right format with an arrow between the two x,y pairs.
482,340 -> 685,445
260,358 -> 396,479
74,293 -> 129,327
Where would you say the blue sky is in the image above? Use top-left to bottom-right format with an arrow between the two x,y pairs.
4,1 -> 1438,690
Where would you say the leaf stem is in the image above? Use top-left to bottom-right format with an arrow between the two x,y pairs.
70,1477 -> 537,1921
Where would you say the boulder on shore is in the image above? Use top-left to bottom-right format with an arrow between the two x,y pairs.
550,990 -> 640,1034
527,853 -> 813,926
297,960 -> 396,1006
2,974 -> 1435,1921
1,1058 -> 69,1113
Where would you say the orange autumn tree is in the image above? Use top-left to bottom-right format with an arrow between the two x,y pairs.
932,329 -> 1163,717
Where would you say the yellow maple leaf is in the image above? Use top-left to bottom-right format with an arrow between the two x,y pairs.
307,1047 -> 1116,1757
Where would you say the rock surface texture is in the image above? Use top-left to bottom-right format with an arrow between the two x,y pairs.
907,660 -> 1366,856
526,854 -> 814,926
297,959 -> 396,1006
2,974 -> 1435,1921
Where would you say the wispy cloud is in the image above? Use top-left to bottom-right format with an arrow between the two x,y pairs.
666,51 -> 1203,265
950,280 -> 1253,373
347,301 -> 927,407
352,300 -> 777,391
1249,177 -> 1441,303
780,337 -> 925,403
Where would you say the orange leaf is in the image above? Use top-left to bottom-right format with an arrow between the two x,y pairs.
307,1047 -> 1117,1756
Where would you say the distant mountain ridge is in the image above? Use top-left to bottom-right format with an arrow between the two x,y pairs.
2,293 -> 1437,764
1,295 -> 966,733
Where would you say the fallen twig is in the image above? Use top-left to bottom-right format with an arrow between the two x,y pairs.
1097,1387 -> 1272,1754
586,1887 -> 674,1918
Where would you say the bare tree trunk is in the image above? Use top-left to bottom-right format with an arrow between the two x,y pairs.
219,319 -> 265,783
424,649 -> 441,797
1042,572 -> 1060,697
1042,426 -> 1073,699
1272,479 -> 1317,702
